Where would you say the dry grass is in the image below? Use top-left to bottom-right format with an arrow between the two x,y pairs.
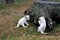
0,0 -> 60,40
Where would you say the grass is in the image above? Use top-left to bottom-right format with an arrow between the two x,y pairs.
0,0 -> 60,40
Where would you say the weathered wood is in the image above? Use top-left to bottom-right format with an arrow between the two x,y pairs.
35,1 -> 60,4
0,0 -> 6,4
0,0 -> 14,4
6,0 -> 14,4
